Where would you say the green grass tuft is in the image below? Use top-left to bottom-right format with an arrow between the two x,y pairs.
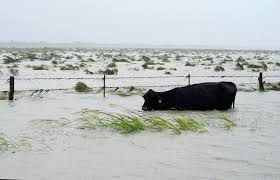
0,93 -> 6,100
174,116 -> 207,133
219,115 -> 237,130
145,116 -> 181,134
77,110 -> 237,134
74,82 -> 92,92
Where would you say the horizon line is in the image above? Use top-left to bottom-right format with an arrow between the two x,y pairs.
0,41 -> 279,51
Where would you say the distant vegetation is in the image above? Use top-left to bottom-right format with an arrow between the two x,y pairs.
214,65 -> 225,72
156,67 -> 165,70
0,48 -> 280,94
108,62 -> 116,68
112,58 -> 129,63
185,61 -> 195,66
32,65 -> 49,70
26,53 -> 37,60
84,69 -> 94,74
247,64 -> 262,69
3,56 -> 20,64
60,64 -> 80,71
236,56 -> 246,63
99,68 -> 118,75
235,63 -> 244,70
261,62 -> 268,71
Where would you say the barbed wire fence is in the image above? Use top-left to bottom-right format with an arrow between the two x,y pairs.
0,72 -> 279,100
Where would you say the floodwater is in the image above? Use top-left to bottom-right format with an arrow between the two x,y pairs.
0,91 -> 280,180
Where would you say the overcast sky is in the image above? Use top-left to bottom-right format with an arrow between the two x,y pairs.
0,0 -> 279,48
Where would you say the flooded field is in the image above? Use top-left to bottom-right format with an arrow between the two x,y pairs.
0,92 -> 280,179
0,48 -> 280,91
0,48 -> 280,179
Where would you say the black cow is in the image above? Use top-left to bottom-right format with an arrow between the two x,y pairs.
142,82 -> 237,111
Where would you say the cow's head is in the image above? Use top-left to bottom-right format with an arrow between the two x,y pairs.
142,89 -> 161,111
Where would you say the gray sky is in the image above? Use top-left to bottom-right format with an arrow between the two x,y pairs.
0,0 -> 279,48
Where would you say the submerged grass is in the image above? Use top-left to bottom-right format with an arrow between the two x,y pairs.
174,116 -> 207,133
112,87 -> 145,96
219,115 -> 237,130
265,82 -> 280,91
77,110 -> 237,134
0,133 -> 16,152
237,87 -> 258,92
145,116 -> 181,134
32,118 -> 71,128
0,132 -> 53,152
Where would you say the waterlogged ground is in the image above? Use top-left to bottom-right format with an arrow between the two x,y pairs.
0,48 -> 280,179
0,48 -> 280,92
0,91 -> 280,180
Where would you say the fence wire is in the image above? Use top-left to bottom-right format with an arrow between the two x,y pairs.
0,74 -> 279,95
0,75 -> 279,81
2,75 -> 278,80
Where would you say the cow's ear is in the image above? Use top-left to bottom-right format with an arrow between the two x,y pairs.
148,89 -> 156,97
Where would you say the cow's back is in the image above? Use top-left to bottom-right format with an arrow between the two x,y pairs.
174,82 -> 236,110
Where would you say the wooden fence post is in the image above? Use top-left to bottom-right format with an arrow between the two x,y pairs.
258,72 -> 264,91
188,74 -> 191,85
103,74 -> 106,97
9,76 -> 14,100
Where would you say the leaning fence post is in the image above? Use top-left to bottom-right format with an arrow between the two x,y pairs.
188,74 -> 191,85
9,76 -> 14,100
103,74 -> 106,97
258,72 -> 264,91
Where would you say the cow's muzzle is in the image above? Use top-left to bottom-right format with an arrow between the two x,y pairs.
142,106 -> 148,111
